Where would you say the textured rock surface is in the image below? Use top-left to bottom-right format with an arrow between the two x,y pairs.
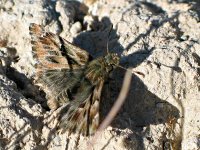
0,0 -> 199,149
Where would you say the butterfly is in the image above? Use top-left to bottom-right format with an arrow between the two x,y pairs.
29,23 -> 120,136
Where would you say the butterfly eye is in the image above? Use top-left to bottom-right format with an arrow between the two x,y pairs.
106,65 -> 113,72
113,56 -> 119,64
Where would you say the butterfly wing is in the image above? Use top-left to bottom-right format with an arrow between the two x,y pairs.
29,23 -> 103,135
29,23 -> 90,68
59,80 -> 104,136
29,23 -> 91,109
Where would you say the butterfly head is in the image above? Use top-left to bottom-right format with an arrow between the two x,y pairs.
104,53 -> 120,68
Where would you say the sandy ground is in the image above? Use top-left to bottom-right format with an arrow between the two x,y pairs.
0,0 -> 199,149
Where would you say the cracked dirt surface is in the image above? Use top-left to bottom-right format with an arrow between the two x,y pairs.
0,0 -> 199,149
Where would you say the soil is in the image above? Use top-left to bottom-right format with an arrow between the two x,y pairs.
0,0 -> 199,149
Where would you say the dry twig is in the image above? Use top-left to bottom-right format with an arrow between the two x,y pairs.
88,69 -> 132,149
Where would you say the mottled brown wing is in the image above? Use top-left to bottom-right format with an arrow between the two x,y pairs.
29,23 -> 90,109
30,23 -> 103,136
29,23 -> 90,70
59,80 -> 104,136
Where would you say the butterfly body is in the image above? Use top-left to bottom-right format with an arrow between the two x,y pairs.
29,23 -> 119,136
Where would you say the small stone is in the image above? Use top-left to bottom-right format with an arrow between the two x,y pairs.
107,126 -> 113,131
70,22 -> 82,35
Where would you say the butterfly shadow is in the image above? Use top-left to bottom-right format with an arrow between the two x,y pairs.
73,16 -> 180,149
102,70 -> 180,149
73,16 -> 123,58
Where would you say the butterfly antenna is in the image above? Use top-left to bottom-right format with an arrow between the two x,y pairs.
106,24 -> 113,54
117,65 -> 145,77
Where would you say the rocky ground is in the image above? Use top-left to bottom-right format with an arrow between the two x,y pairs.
0,0 -> 199,149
